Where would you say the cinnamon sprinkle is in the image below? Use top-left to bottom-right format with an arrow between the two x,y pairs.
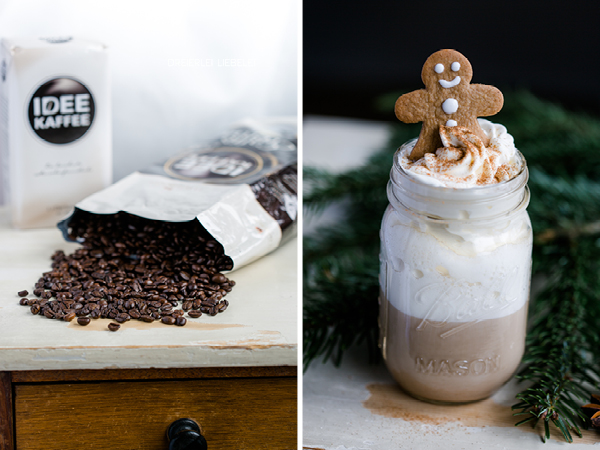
403,126 -> 519,187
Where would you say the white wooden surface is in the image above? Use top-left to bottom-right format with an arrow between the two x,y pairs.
0,208 -> 297,370
302,117 -> 597,449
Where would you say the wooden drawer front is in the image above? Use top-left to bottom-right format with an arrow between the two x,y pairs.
15,377 -> 297,450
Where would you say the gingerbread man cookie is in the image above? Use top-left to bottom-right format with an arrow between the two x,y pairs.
395,49 -> 503,160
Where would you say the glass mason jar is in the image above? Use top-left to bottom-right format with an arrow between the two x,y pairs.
379,139 -> 533,404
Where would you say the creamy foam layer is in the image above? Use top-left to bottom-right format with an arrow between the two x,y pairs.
380,206 -> 532,322
400,119 -> 521,188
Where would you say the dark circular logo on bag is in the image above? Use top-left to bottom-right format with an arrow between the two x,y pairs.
27,77 -> 95,144
164,147 -> 277,183
40,36 -> 73,44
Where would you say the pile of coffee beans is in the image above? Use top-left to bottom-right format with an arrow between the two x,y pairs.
17,211 -> 235,331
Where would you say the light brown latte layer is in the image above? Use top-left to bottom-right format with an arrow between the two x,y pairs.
382,302 -> 528,403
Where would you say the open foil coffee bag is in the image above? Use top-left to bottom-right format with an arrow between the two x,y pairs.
59,118 -> 297,271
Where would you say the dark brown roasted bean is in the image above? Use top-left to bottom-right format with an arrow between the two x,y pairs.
77,317 -> 91,326
22,212 -> 236,326
161,316 -> 176,325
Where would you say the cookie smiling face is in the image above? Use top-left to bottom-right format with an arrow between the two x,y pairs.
421,50 -> 473,90
395,49 -> 504,160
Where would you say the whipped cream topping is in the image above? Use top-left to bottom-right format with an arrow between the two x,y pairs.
400,119 -> 521,188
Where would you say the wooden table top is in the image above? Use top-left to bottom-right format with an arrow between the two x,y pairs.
0,208 -> 297,371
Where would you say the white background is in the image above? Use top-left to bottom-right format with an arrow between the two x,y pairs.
0,0 -> 298,181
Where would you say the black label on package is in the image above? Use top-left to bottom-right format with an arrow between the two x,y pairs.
164,147 -> 278,183
40,36 -> 73,44
28,77 -> 95,144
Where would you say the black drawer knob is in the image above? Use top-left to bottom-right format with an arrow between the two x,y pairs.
167,418 -> 208,450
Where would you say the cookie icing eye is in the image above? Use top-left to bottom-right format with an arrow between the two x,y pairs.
451,62 -> 460,72
434,64 -> 444,74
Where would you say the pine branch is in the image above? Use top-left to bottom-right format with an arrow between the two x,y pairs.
527,168 -> 600,231
536,221 -> 600,244
303,252 -> 380,368
497,91 -> 600,177
512,236 -> 600,442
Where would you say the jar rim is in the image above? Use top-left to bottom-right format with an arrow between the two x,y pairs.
386,181 -> 531,224
388,140 -> 530,223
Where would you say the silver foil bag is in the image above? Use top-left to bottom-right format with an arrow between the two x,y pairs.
59,118 -> 297,270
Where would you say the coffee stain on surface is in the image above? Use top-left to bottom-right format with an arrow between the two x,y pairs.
363,383 -> 599,444
206,336 -> 292,350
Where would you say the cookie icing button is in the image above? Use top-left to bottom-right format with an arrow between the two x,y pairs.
446,120 -> 458,127
439,76 -> 461,88
434,63 -> 444,73
442,98 -> 459,114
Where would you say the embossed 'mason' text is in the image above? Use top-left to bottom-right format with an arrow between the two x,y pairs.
415,355 -> 500,376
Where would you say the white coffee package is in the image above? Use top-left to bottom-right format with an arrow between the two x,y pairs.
59,118 -> 297,271
0,37 -> 111,228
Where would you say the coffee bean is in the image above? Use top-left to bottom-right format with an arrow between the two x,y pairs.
212,274 -> 227,284
115,313 -> 130,323
218,300 -> 229,312
24,212 -> 235,328
161,316 -> 176,325
187,310 -> 202,318
17,290 -> 29,297
19,298 -> 29,306
175,316 -> 187,326
77,317 -> 91,326
108,323 -> 120,332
